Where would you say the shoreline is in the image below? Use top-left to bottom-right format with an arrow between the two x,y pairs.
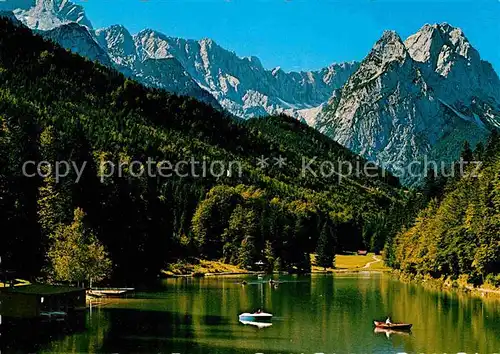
161,254 -> 391,278
394,271 -> 500,299
160,258 -> 500,301
161,268 -> 389,278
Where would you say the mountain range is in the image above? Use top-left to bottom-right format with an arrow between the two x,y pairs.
0,0 -> 360,120
1,0 -> 499,184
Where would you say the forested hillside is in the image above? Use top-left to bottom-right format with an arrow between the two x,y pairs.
388,133 -> 500,287
0,18 -> 402,283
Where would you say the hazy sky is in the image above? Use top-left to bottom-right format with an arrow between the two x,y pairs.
80,0 -> 500,73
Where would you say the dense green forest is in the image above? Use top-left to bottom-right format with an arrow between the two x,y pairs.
387,133 -> 500,287
0,18 -> 405,283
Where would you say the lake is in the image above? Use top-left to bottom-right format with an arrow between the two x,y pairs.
4,273 -> 500,353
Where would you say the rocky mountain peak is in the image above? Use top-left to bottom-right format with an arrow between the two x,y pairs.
405,22 -> 499,104
199,37 -> 215,47
271,66 -> 283,76
245,55 -> 262,66
2,0 -> 92,30
379,29 -> 401,42
41,22 -> 111,66
405,22 -> 477,69
371,30 -> 408,64
95,25 -> 136,60
404,24 -> 445,64
314,24 -> 500,184
134,29 -> 176,60
340,30 -> 409,95
129,28 -> 359,118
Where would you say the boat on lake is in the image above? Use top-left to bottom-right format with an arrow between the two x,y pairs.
87,287 -> 135,298
373,321 -> 412,330
239,311 -> 273,322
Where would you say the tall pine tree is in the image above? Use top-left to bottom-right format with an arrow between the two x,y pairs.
316,220 -> 336,269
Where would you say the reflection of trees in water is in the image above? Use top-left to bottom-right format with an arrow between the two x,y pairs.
43,308 -> 111,353
24,276 -> 500,353
1,312 -> 88,353
379,279 -> 500,353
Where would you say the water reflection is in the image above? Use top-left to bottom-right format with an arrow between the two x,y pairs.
3,274 -> 498,353
238,320 -> 273,329
373,327 -> 412,339
1,311 -> 87,353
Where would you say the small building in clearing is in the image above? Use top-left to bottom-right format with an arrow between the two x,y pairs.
0,284 -> 86,319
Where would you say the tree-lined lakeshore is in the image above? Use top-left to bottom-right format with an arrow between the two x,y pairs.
0,17 -> 498,292
387,133 -> 500,290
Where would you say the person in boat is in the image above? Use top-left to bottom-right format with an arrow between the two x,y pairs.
385,316 -> 392,325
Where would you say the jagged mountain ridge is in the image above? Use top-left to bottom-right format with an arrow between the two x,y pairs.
98,26 -> 359,119
405,23 -> 500,102
136,57 -> 223,107
41,22 -> 111,66
1,0 -> 358,119
94,25 -> 222,109
315,24 -> 500,183
2,0 -> 500,186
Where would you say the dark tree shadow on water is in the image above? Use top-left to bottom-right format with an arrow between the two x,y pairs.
2,309 -> 295,353
0,312 -> 87,353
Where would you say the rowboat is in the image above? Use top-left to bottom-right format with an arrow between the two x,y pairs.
374,321 -> 412,330
239,312 -> 273,322
87,288 -> 134,298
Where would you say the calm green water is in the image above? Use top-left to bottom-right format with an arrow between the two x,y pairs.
6,273 -> 500,353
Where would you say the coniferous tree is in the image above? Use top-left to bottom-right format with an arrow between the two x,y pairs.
473,142 -> 485,161
461,141 -> 474,163
316,221 -> 335,269
263,240 -> 275,273
485,130 -> 500,160
37,126 -> 72,239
